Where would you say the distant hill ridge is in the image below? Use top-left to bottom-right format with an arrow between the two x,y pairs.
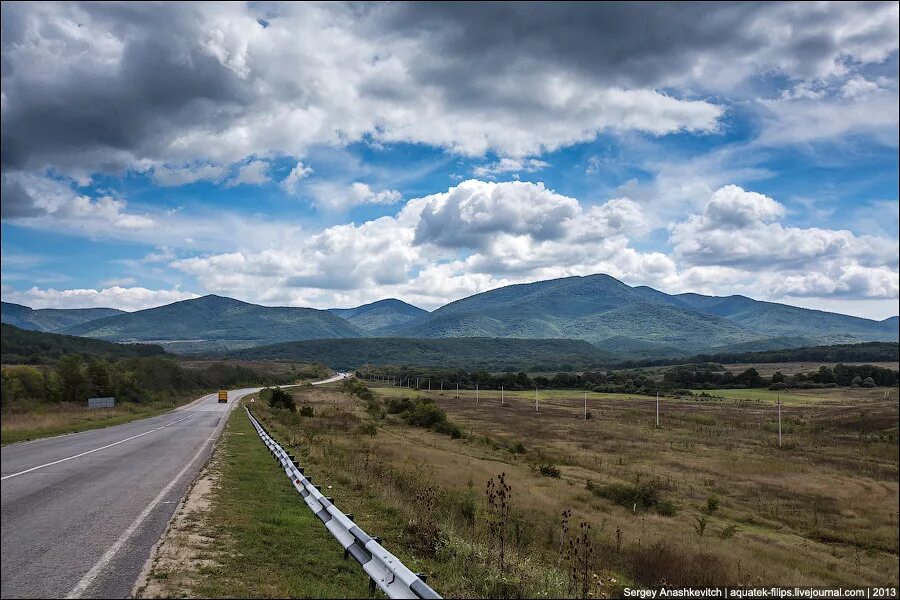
59,294 -> 367,352
4,273 -> 897,354
1,323 -> 166,364
1,301 -> 125,332
328,298 -> 428,334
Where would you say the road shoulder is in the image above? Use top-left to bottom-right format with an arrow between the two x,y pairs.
133,402 -> 371,599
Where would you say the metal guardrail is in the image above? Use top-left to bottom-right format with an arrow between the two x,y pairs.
244,406 -> 441,600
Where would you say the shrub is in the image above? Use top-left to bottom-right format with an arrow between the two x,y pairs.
299,405 -> 314,417
768,382 -> 786,390
718,524 -> 740,539
387,397 -> 414,414
355,422 -> 377,436
266,387 -> 296,412
397,397 -> 463,439
509,440 -> 527,454
591,481 -> 677,516
538,464 -> 561,478
585,410 -> 593,420
706,494 -> 720,514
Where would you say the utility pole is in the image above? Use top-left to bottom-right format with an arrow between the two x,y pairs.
456,382 -> 459,399
535,387 -> 539,412
415,377 -> 419,389
428,379 -> 431,392
656,392 -> 659,428
584,392 -> 587,419
501,386 -> 504,405
476,384 -> 479,404
440,380 -> 443,393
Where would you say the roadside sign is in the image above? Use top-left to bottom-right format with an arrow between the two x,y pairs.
88,397 -> 115,409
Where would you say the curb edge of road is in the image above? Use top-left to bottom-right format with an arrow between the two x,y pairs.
128,390 -> 244,599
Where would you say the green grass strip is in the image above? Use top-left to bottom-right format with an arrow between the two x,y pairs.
190,406 -> 373,599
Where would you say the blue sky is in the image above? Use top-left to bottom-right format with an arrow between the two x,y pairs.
1,2 -> 898,318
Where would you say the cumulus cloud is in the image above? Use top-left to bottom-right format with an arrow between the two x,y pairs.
226,159 -> 271,187
1,172 -> 156,230
0,1 -> 732,183
170,180 -> 666,308
413,180 -> 580,249
4,286 -> 198,311
280,161 -> 313,195
307,181 -> 402,211
670,185 -> 899,298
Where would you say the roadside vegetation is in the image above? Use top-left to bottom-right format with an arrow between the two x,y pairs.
237,379 -> 897,597
134,405 -> 372,599
1,326 -> 329,444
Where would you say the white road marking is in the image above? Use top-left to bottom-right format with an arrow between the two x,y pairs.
64,431 -> 218,599
0,413 -> 197,481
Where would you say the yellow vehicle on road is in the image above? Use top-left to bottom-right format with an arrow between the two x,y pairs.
217,389 -> 228,403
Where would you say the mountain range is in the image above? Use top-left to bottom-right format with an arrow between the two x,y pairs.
327,299 -> 427,334
0,302 -> 125,332
54,294 -> 365,352
2,274 -> 896,356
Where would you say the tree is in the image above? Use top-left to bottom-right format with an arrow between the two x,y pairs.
57,355 -> 90,403
87,360 -> 112,397
267,387 -> 296,412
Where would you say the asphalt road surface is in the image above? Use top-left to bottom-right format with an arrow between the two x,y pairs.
0,387 -> 261,599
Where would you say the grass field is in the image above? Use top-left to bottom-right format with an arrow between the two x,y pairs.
244,379 -> 898,596
720,362 -> 899,377
366,381 -> 897,406
0,400 -> 192,445
135,405 -> 373,599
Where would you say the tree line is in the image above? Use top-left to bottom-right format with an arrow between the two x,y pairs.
357,361 -> 898,397
1,355 -> 326,408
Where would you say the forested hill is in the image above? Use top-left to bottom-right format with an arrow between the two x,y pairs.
1,324 -> 166,364
624,341 -> 899,368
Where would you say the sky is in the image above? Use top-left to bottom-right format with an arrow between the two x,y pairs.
1,1 -> 898,319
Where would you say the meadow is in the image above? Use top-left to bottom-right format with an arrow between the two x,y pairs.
245,380 -> 898,597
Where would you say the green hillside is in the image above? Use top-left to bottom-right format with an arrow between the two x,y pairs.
60,294 -> 367,352
328,298 -> 428,334
229,337 -> 611,370
1,301 -> 125,332
396,275 -> 897,351
1,323 -> 166,364
396,275 -> 760,350
674,293 -> 898,341
685,341 -> 900,366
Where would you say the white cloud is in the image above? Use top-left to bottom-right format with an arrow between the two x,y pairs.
4,286 -> 198,311
1,2 -> 726,184
473,157 -> 551,178
151,163 -> 226,187
669,185 -> 899,299
227,160 -> 271,187
307,181 -> 402,211
413,180 -> 581,249
170,180 -> 665,308
2,172 -> 157,230
280,161 -> 313,195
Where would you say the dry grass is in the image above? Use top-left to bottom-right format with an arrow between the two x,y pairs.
0,401 -> 184,445
720,362 -> 899,377
252,382 -> 899,596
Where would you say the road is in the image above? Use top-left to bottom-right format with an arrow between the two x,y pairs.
0,373 -> 353,599
0,387 -> 260,599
